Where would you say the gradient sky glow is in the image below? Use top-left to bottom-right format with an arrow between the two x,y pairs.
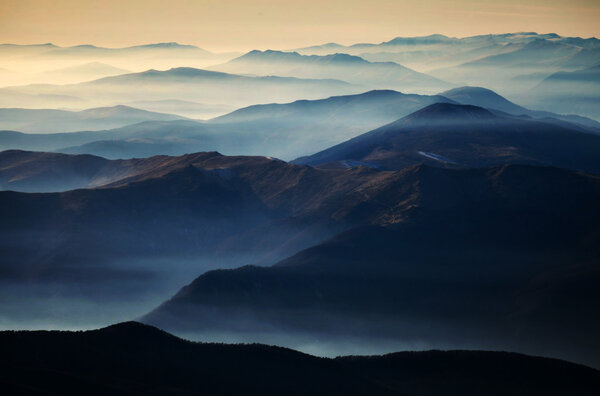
1,0 -> 599,51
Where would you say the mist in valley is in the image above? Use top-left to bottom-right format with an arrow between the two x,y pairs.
0,254 -> 257,331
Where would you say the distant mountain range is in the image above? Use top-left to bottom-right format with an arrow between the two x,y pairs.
297,33 -> 600,70
0,41 -> 231,60
3,322 -> 598,395
206,90 -> 456,157
0,67 -> 358,109
124,99 -> 235,119
0,42 -> 244,86
530,65 -> 600,119
0,120 -> 215,158
0,104 -> 185,133
2,34 -> 597,119
49,62 -> 129,75
210,50 -> 451,93
294,32 -> 600,109
440,86 -> 599,128
1,87 -> 597,160
36,61 -> 131,83
433,37 -> 598,80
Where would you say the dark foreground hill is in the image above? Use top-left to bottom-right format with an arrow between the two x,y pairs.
294,103 -> 600,173
1,321 -> 598,396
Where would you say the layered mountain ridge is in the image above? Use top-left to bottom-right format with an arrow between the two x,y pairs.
1,87 -> 598,161
142,162 -> 600,367
294,102 -> 600,173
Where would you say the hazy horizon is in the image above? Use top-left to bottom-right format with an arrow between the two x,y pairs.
2,30 -> 599,52
1,0 -> 599,52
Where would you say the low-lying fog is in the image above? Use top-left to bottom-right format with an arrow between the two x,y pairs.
0,254 -> 253,330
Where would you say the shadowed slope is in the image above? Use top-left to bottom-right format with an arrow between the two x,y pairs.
143,164 -> 600,367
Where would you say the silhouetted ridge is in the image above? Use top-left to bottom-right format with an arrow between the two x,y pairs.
441,86 -> 525,112
92,321 -> 185,342
101,320 -> 157,331
1,322 -> 599,395
97,320 -> 171,335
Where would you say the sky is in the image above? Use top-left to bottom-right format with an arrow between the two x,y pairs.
1,0 -> 599,51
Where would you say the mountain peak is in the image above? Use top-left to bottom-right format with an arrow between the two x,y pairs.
73,44 -> 99,49
100,321 -> 158,332
441,86 -> 509,104
320,53 -> 366,63
384,34 -> 453,45
235,50 -> 366,64
359,89 -> 404,97
320,42 -> 344,48
161,67 -> 228,77
135,42 -> 194,48
442,86 -> 499,96
539,33 -> 561,39
89,321 -> 188,344
440,86 -> 525,114
242,49 -> 301,58
404,102 -> 496,123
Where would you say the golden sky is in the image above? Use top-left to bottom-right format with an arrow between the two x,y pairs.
1,0 -> 599,51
